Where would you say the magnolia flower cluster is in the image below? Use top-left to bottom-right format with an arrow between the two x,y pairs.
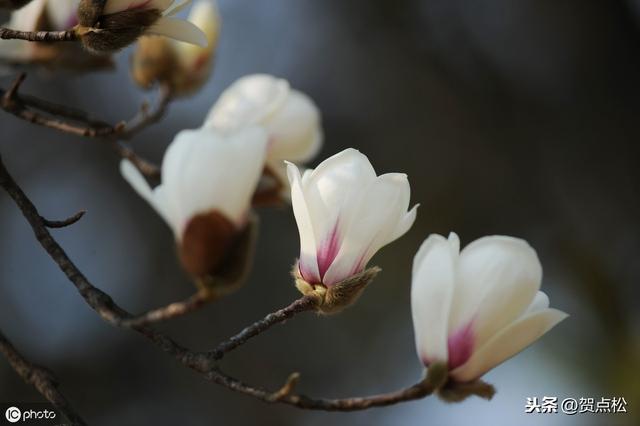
131,0 -> 220,96
120,74 -> 566,395
121,74 -> 322,286
77,0 -> 207,52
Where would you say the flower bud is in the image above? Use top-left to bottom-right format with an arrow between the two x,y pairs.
120,126 -> 267,290
288,148 -> 417,312
411,232 -> 568,393
293,262 -> 380,314
204,74 -> 323,194
131,0 -> 220,96
77,0 -> 207,53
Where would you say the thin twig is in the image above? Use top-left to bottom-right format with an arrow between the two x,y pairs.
0,329 -> 86,425
0,73 -> 115,137
118,85 -> 173,140
0,73 -> 164,179
119,289 -> 214,328
208,295 -> 317,360
42,210 -> 86,229
0,28 -> 77,42
0,155 -> 437,410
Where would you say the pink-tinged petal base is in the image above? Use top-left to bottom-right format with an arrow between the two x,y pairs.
447,321 -> 475,370
317,222 -> 341,285
299,262 -> 320,284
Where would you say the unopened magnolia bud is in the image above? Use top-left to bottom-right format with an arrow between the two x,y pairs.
191,213 -> 258,296
292,263 -> 380,314
78,5 -> 161,53
0,0 -> 33,9
131,36 -> 177,89
131,0 -> 220,96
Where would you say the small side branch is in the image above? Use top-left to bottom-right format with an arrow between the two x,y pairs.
42,210 -> 86,229
0,329 -> 86,425
205,368 -> 434,410
208,295 -> 317,360
0,28 -> 77,42
0,73 -> 163,179
119,289 -> 215,328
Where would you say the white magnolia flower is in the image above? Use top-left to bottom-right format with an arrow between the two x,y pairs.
411,232 -> 568,382
288,148 -> 417,286
204,74 -> 322,185
1,0 -> 78,61
120,126 -> 267,239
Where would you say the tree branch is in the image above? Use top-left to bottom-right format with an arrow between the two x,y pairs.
0,28 -> 78,42
0,73 -> 163,179
208,295 -> 317,360
42,210 -> 86,229
0,155 -> 437,411
118,289 -> 215,328
0,329 -> 86,425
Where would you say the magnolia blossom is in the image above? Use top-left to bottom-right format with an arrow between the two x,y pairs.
288,148 -> 417,287
204,74 -> 322,185
132,0 -> 220,95
120,126 -> 267,277
1,0 -> 79,61
411,232 -> 568,382
78,0 -> 207,52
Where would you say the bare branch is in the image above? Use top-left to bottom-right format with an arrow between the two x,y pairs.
0,155 -> 438,411
0,27 -> 77,42
1,73 -> 115,137
0,73 -> 163,179
0,329 -> 86,425
208,295 -> 317,360
118,289 -> 214,328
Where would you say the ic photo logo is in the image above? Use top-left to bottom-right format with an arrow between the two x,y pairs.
5,407 -> 21,423
3,405 -> 57,424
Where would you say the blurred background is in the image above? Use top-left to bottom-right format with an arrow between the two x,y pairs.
1,0 -> 639,425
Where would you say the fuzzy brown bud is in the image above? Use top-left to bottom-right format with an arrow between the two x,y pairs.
77,0 -> 161,53
130,36 -> 178,89
292,264 -> 381,314
436,378 -> 496,403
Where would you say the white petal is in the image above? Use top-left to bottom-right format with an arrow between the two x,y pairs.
45,0 -> 79,30
301,149 -> 376,250
120,160 -> 172,229
322,173 -> 414,285
449,236 -> 542,348
411,233 -> 459,365
173,126 -> 267,229
524,291 -> 550,315
287,162 -> 320,282
6,0 -> 45,31
204,74 -> 290,131
147,16 -> 208,47
162,0 -> 190,16
161,128 -> 200,231
266,91 -> 323,163
450,308 -> 568,382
